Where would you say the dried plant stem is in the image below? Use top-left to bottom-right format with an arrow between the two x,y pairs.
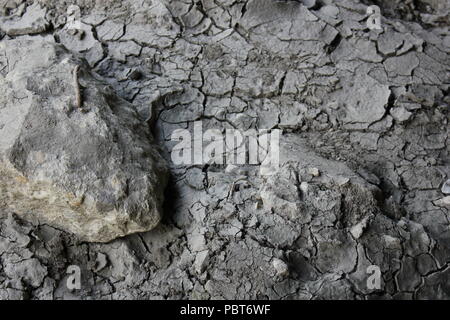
73,65 -> 82,109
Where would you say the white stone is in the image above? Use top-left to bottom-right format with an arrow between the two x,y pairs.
308,167 -> 320,177
272,258 -> 289,277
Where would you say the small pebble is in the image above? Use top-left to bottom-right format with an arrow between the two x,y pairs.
272,258 -> 289,277
320,5 -> 339,17
300,181 -> 309,194
441,179 -> 450,194
308,167 -> 320,177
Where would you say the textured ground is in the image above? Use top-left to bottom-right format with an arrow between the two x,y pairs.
0,0 -> 449,299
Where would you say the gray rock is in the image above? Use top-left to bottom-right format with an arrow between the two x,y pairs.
0,37 -> 168,242
390,106 -> 413,123
0,3 -> 48,36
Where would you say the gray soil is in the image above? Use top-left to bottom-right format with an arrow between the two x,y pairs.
0,0 -> 449,299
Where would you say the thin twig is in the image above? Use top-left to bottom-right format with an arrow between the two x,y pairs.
73,65 -> 82,109
227,176 -> 252,199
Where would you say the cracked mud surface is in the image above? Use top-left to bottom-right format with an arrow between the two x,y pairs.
0,0 -> 449,299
